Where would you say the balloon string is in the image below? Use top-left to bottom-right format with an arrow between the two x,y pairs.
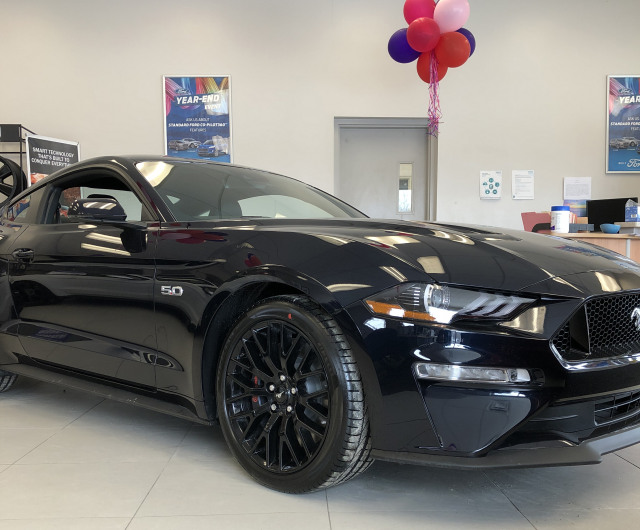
428,51 -> 441,136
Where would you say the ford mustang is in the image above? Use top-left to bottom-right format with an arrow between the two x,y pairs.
2,155 -> 640,493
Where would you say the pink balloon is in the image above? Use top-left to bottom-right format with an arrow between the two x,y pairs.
434,0 -> 470,33
403,0 -> 436,25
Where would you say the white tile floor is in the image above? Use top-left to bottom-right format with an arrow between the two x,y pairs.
2,377 -> 640,529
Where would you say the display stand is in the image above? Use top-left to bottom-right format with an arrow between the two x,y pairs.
0,124 -> 35,203
0,124 -> 36,176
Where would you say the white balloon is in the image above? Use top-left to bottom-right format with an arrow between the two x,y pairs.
434,0 -> 470,33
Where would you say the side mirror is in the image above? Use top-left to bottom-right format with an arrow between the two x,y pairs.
67,197 -> 126,222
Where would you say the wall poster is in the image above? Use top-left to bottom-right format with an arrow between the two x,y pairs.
607,75 -> 640,173
26,135 -> 80,186
163,75 -> 231,162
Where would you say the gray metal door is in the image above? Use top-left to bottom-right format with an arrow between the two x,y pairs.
335,118 -> 435,221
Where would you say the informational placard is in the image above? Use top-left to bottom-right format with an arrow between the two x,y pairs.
163,75 -> 232,162
563,177 -> 591,200
26,135 -> 80,186
479,170 -> 502,199
512,170 -> 534,200
607,75 -> 640,173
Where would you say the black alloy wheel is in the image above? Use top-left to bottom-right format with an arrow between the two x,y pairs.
216,295 -> 372,493
0,156 -> 27,207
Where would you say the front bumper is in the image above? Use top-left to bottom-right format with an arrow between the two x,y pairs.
371,420 -> 640,469
346,298 -> 640,462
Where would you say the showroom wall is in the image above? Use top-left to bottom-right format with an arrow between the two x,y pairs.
2,0 -> 639,229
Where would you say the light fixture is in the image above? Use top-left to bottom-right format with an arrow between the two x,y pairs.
414,363 -> 531,384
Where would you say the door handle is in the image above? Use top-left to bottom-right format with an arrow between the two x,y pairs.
11,248 -> 35,263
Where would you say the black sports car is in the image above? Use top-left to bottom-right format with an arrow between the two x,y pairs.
2,155 -> 640,493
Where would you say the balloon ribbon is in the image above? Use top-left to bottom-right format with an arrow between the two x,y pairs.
428,51 -> 441,136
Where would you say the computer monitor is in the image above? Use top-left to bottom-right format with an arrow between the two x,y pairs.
586,197 -> 638,231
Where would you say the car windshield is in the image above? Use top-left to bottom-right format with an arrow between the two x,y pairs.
135,160 -> 366,221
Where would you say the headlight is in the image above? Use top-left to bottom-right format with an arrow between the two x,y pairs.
364,283 -> 536,324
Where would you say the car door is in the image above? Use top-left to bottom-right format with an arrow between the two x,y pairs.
5,166 -> 159,388
0,155 -> 30,366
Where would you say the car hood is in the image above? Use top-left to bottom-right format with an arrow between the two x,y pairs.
241,218 -> 640,297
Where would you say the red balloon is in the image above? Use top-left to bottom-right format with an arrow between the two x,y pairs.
407,17 -> 441,53
416,53 -> 448,83
434,31 -> 470,67
404,0 -> 436,24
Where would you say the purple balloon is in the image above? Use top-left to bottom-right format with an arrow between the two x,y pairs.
388,28 -> 421,63
456,27 -> 476,56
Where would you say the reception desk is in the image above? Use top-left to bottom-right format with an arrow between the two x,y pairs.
561,233 -> 640,262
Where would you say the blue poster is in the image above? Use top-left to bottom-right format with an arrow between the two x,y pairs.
607,75 -> 640,173
163,76 -> 231,162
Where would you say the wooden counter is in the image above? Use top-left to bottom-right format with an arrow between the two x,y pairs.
560,233 -> 640,262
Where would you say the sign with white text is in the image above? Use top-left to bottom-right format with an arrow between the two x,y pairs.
607,75 -> 640,173
26,135 -> 80,186
163,75 -> 232,162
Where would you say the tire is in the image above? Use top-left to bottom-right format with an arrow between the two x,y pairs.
216,295 -> 372,493
0,370 -> 17,392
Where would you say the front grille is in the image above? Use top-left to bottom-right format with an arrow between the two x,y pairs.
551,292 -> 640,361
507,389 -> 640,447
595,390 -> 640,425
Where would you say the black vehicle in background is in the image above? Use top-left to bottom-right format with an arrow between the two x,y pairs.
2,155 -> 640,493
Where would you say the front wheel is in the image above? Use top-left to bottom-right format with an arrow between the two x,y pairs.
216,295 -> 372,493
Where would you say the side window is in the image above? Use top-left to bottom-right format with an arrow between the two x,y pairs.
50,173 -> 153,224
5,186 -> 47,224
6,196 -> 30,222
80,186 -> 144,221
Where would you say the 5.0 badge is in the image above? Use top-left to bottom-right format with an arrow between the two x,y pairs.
161,285 -> 184,296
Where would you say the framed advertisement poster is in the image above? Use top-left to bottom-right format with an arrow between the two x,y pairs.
26,134 -> 80,186
163,75 -> 232,162
607,75 -> 640,173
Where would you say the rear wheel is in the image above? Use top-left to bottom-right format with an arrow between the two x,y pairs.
216,295 -> 372,493
0,370 -> 17,392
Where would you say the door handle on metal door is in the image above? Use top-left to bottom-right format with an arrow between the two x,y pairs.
11,248 -> 35,263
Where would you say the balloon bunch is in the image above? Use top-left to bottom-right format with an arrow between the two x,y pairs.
388,0 -> 476,135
